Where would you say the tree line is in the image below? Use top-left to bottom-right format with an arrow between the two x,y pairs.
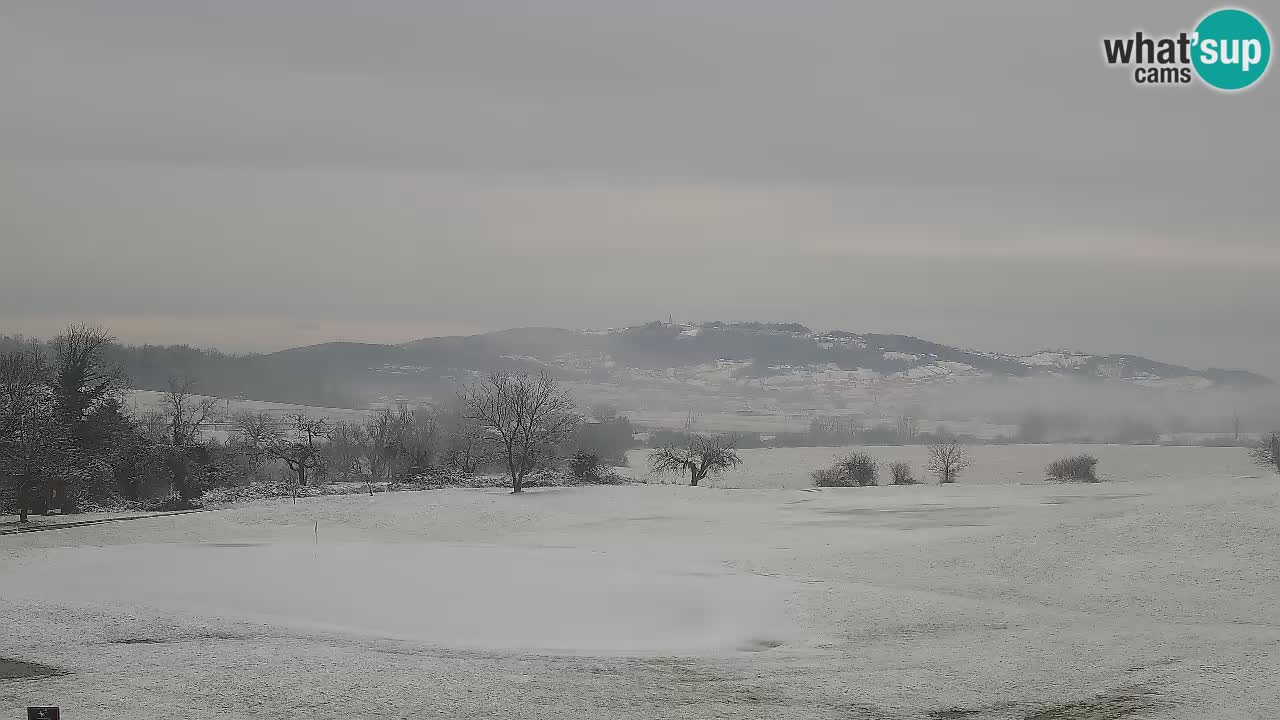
1,325 -> 640,519
0,333 -> 361,409
0,324 -> 313,517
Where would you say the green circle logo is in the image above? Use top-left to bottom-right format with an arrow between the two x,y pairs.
1192,8 -> 1271,90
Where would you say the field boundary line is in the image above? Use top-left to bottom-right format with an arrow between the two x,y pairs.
0,507 -> 222,536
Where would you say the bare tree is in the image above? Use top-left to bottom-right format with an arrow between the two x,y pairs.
228,410 -> 277,482
1252,432 -> 1280,475
895,415 -> 920,444
230,410 -> 276,447
161,377 -> 218,447
267,414 -> 328,488
808,416 -> 861,445
136,409 -> 169,444
397,403 -> 439,476
459,371 -> 579,493
439,399 -> 493,475
323,420 -> 368,481
649,434 -> 743,486
926,438 -> 971,484
364,407 -> 409,482
159,376 -> 220,498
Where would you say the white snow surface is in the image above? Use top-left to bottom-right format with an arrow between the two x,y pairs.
1,540 -> 785,657
3,444 -> 1279,718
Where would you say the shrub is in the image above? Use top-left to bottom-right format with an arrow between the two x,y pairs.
810,467 -> 841,487
570,470 -> 629,486
143,494 -> 204,512
528,465 -> 629,487
1251,432 -> 1280,473
812,452 -> 879,487
889,461 -> 916,485
1046,454 -> 1101,483
569,450 -> 604,483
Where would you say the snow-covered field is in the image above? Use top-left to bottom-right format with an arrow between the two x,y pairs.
2,445 -> 1278,718
125,390 -> 367,422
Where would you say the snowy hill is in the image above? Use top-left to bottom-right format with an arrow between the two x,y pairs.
80,320 -> 1268,410
370,321 -> 1270,391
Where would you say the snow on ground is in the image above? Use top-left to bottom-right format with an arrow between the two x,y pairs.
125,390 -> 364,419
2,445 -> 1279,718
624,410 -> 813,434
0,541 -> 785,657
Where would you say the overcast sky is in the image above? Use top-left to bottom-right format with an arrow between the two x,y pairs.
1,1 -> 1277,376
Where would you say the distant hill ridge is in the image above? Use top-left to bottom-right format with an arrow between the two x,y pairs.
271,320 -> 1271,389
6,321 -> 1266,410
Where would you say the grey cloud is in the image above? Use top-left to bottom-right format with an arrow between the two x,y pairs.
0,1 -> 1276,376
